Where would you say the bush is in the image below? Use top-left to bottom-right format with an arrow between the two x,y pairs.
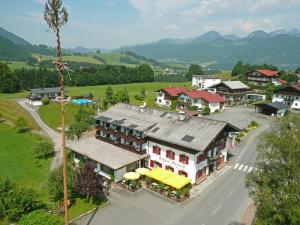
187,105 -> 199,111
134,94 -> 144,101
182,187 -> 190,197
157,182 -> 165,192
250,120 -> 258,127
19,210 -> 63,225
176,189 -> 183,199
202,106 -> 211,115
235,137 -> 241,143
16,117 -> 30,133
0,177 -> 43,222
41,97 -> 50,105
33,139 -> 54,159
145,177 -> 152,185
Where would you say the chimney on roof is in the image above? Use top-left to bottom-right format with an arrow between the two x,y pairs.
178,109 -> 186,121
140,102 -> 147,113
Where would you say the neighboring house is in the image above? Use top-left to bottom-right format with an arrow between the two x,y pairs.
26,87 -> 63,106
211,81 -> 250,106
68,103 -> 239,184
255,102 -> 288,117
177,90 -> 226,112
192,75 -> 221,90
272,83 -> 300,110
247,70 -> 282,86
156,87 -> 188,107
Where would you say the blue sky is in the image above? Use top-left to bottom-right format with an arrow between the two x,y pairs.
0,0 -> 300,49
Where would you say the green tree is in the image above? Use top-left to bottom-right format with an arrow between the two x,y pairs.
246,115 -> 300,225
170,100 -> 177,111
185,64 -> 203,80
67,121 -> 89,140
0,177 -> 43,222
75,107 -> 94,124
19,210 -> 63,225
203,106 -> 211,115
33,139 -> 54,159
0,62 -> 20,93
47,164 -> 78,202
280,72 -> 299,84
41,97 -> 50,105
76,162 -> 104,199
295,67 -> 300,73
105,85 -> 114,104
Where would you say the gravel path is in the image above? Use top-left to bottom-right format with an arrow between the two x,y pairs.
17,99 -> 62,170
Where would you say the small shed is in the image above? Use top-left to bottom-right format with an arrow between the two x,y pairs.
255,102 -> 288,117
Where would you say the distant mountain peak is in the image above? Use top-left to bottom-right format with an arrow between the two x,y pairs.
247,30 -> 271,38
193,31 -> 223,43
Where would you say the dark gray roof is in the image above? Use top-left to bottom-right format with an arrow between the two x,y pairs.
256,102 -> 288,110
96,103 -> 239,152
192,75 -> 220,79
145,117 -> 234,153
31,87 -> 63,94
95,103 -> 177,131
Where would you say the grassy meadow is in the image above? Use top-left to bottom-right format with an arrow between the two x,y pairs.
0,92 -> 39,130
0,123 -> 51,197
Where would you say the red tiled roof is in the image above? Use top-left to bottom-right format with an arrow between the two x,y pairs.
183,90 -> 225,103
291,83 -> 300,91
256,70 -> 279,77
161,87 -> 188,97
278,79 -> 286,85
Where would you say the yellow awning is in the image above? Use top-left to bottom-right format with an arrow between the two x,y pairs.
145,168 -> 191,189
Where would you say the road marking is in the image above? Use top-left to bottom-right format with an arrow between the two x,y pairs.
243,165 -> 248,171
227,190 -> 234,199
234,163 -> 239,169
238,164 -> 244,170
212,205 -> 221,215
248,166 -> 253,173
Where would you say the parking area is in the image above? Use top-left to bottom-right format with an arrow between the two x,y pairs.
205,105 -> 265,130
72,188 -> 177,225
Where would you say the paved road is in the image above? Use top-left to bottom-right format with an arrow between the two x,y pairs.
17,99 -> 62,170
74,114 -> 272,225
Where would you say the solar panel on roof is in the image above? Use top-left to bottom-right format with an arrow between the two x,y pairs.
97,116 -> 111,122
151,127 -> 160,133
181,135 -> 195,142
160,112 -> 168,118
128,124 -> 138,129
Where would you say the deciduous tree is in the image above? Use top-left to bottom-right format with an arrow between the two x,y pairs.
246,115 -> 300,225
76,162 -> 104,199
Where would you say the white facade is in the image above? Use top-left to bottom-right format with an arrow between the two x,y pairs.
156,91 -> 171,107
272,93 -> 300,110
146,141 -> 208,184
178,94 -> 223,113
26,98 -> 42,106
192,76 -> 221,90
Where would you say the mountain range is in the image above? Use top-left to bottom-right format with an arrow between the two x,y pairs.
117,29 -> 300,70
1,26 -> 300,70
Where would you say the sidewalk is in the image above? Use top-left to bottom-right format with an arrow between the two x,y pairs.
190,165 -> 231,198
240,200 -> 256,225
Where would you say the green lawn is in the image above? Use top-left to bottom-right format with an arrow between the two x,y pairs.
0,92 -> 40,130
39,103 -> 81,130
69,198 -> 107,220
0,123 -> 51,196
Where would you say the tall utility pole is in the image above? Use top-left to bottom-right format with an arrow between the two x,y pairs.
44,1 -> 69,224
